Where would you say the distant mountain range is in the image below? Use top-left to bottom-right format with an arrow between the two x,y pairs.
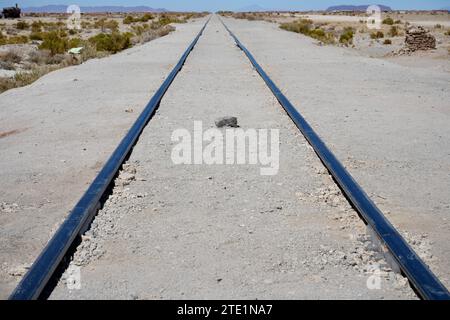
22,5 -> 167,13
326,4 -> 392,12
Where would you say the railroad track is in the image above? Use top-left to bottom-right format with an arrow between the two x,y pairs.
9,16 -> 450,300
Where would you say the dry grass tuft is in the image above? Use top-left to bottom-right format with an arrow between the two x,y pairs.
280,19 -> 337,45
0,65 -> 58,94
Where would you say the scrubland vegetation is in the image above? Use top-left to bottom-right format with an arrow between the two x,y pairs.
219,11 -> 449,62
280,19 -> 356,45
0,12 -> 208,93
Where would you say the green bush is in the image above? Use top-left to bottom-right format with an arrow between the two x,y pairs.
0,66 -> 58,94
123,15 -> 135,25
339,27 -> 354,44
445,29 -> 450,36
389,26 -> 399,37
141,13 -> 154,22
89,32 -> 132,53
0,31 -> 6,45
68,37 -> 83,48
30,32 -> 44,41
95,18 -> 119,32
39,31 -> 69,55
6,35 -> 29,44
105,20 -> 119,32
383,39 -> 392,45
81,21 -> 92,29
280,19 -> 313,35
31,21 -> 43,33
370,31 -> 384,39
382,17 -> 394,25
280,20 -> 335,44
16,21 -> 29,30
309,28 -> 335,44
132,24 -> 151,36
157,14 -> 187,26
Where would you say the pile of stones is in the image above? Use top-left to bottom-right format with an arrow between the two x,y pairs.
405,26 -> 436,51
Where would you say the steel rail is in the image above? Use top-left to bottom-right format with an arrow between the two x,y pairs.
220,17 -> 450,300
9,18 -> 210,300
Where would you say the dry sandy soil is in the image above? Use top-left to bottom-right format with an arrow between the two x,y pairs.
0,13 -> 449,299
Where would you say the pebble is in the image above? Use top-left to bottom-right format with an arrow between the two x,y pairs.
215,116 -> 239,128
8,264 -> 30,277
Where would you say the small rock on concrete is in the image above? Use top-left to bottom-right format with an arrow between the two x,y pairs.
215,116 -> 239,128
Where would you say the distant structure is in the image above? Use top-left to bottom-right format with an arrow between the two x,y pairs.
2,4 -> 21,19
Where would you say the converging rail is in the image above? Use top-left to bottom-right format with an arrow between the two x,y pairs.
219,17 -> 450,300
9,18 -> 210,300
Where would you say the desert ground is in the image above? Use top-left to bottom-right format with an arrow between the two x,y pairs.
1,11 -> 449,299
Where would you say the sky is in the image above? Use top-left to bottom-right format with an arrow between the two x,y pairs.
1,1 -> 449,12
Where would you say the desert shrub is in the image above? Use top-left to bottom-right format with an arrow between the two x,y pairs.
132,23 -> 152,36
339,27 -> 354,44
123,15 -> 135,25
31,21 -> 43,33
280,20 -> 335,44
29,32 -> 44,41
0,66 -> 58,93
29,49 -> 51,64
81,21 -> 92,29
39,31 -> 69,55
155,25 -> 174,37
6,35 -> 29,44
309,28 -> 335,44
389,26 -> 399,37
68,37 -> 83,48
1,50 -> 22,64
58,29 -> 68,37
157,14 -> 187,26
394,19 -> 402,24
16,21 -> 29,30
280,19 -> 313,35
141,13 -> 154,22
310,28 -> 325,38
370,31 -> 384,39
78,42 -> 100,60
445,29 -> 450,36
0,31 -> 5,45
95,18 -> 119,32
382,17 -> 394,25
0,49 -> 21,70
0,77 -> 15,93
46,53 -> 67,64
94,18 -> 106,30
133,25 -> 175,44
105,20 -> 119,32
435,24 -> 442,29
383,39 -> 392,45
89,32 -> 132,53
